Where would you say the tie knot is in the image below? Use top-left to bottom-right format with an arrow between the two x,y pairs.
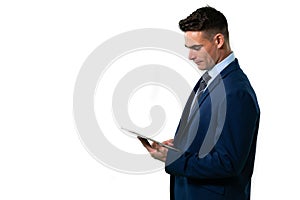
198,72 -> 211,91
202,71 -> 211,84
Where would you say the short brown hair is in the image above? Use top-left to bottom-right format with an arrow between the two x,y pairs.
179,6 -> 229,41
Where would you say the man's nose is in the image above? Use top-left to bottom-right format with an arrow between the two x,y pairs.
188,49 -> 196,60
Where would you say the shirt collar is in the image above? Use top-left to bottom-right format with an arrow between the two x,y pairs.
207,52 -> 235,86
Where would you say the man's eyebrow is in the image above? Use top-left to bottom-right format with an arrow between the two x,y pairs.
184,44 -> 203,49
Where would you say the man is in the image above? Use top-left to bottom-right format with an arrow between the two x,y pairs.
139,6 -> 260,200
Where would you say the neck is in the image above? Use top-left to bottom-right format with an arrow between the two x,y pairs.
216,51 -> 231,64
216,42 -> 232,64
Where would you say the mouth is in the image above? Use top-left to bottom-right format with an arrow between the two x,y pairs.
195,61 -> 203,65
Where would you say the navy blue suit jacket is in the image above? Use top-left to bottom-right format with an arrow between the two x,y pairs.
165,59 -> 260,200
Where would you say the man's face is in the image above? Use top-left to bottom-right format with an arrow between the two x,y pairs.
185,31 -> 218,71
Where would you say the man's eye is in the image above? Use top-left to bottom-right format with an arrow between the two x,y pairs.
193,46 -> 202,51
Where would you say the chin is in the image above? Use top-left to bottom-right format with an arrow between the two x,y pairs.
197,64 -> 207,71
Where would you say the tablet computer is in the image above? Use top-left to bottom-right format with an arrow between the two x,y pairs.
121,127 -> 181,152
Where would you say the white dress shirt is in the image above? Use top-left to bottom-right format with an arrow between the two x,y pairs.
205,52 -> 235,90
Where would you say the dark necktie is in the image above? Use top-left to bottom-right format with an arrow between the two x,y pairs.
187,71 -> 211,121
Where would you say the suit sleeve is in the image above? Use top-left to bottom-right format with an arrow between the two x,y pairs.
165,90 -> 260,179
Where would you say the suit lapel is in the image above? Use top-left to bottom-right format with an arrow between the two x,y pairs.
180,59 -> 239,132
185,75 -> 221,126
174,76 -> 203,135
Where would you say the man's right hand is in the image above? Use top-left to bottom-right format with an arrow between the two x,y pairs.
138,138 -> 174,162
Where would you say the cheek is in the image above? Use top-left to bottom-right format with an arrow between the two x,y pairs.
196,49 -> 210,59
200,49 -> 213,61
201,48 -> 217,68
204,47 -> 217,61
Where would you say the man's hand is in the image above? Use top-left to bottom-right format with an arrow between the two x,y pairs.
138,137 -> 174,162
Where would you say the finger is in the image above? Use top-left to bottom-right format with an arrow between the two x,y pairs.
163,140 -> 174,146
155,143 -> 168,154
166,139 -> 174,144
150,148 -> 167,162
162,147 -> 168,154
137,137 -> 156,153
151,142 -> 160,149
157,145 -> 168,154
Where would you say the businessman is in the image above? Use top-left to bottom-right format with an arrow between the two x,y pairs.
139,6 -> 260,200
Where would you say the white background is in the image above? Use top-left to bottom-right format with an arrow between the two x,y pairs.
1,0 -> 300,199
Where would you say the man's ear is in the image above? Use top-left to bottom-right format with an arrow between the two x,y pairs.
214,33 -> 225,49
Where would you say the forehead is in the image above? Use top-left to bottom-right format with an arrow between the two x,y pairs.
184,31 -> 208,45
